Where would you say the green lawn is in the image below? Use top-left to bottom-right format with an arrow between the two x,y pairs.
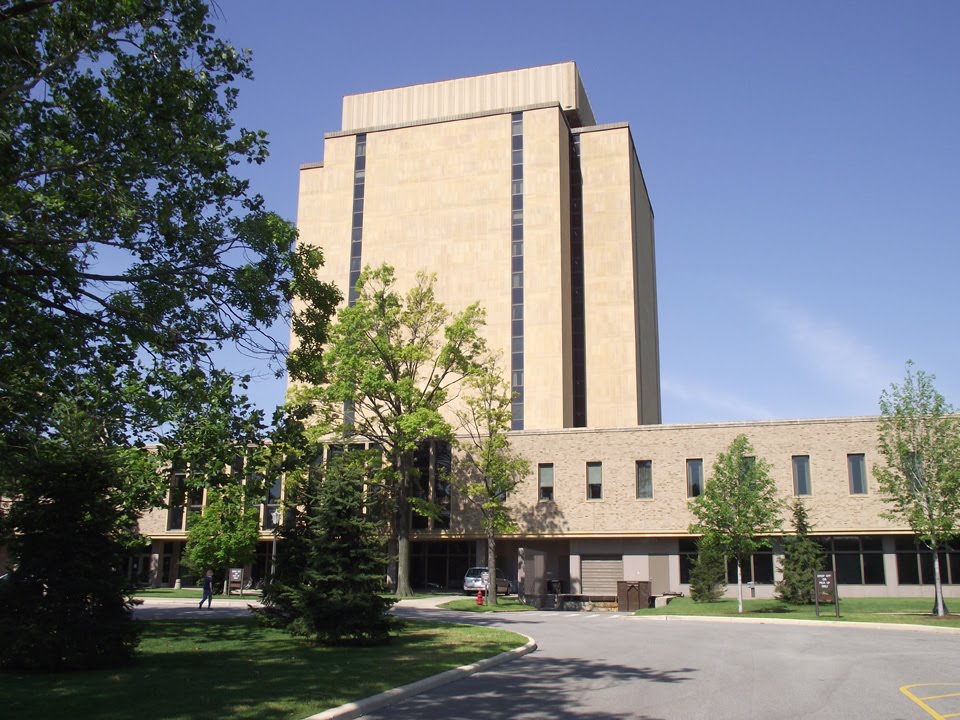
635,596 -> 960,628
440,596 -> 538,612
0,618 -> 527,720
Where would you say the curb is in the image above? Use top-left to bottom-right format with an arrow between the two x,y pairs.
632,613 -> 960,634
301,634 -> 537,720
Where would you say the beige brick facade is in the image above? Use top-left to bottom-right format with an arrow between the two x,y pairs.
125,64 -> 957,601
296,62 -> 660,431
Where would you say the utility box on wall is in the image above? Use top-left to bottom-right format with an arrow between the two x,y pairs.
617,580 -> 651,611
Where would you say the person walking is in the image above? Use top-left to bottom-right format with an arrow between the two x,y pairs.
200,570 -> 214,609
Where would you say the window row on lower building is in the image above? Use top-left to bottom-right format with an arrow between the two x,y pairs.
678,537 -> 960,586
536,453 -> 870,502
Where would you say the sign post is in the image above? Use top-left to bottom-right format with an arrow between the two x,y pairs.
229,567 -> 244,597
814,570 -> 839,617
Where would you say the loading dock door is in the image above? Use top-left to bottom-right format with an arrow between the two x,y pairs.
580,556 -> 623,595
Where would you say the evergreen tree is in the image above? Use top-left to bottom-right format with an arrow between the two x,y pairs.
689,540 -> 727,602
0,411 -> 158,671
776,500 -> 825,604
257,449 -> 396,644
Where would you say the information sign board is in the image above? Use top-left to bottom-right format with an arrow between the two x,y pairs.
814,570 -> 840,617
229,567 -> 244,596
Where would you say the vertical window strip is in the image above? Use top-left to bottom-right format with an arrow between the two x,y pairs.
569,134 -> 587,427
510,113 -> 524,430
344,133 -> 367,427
348,133 -> 367,306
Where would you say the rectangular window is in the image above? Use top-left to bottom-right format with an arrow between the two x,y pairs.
895,538 -> 959,585
512,370 -> 523,387
726,550 -> 775,584
792,455 -> 811,496
586,462 -> 602,500
538,464 -> 554,502
511,304 -> 523,320
188,487 -> 204,514
686,459 -> 703,498
512,179 -> 523,195
818,536 -> 885,584
636,460 -> 653,499
166,471 -> 188,531
512,272 -> 523,288
848,454 -> 867,494
679,539 -> 698,583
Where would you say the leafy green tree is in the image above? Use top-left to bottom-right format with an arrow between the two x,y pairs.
290,264 -> 487,597
0,405 -> 160,671
775,499 -> 824,604
874,362 -> 960,617
0,1 -> 339,669
182,483 -> 261,593
689,434 -> 784,613
454,363 -> 529,605
160,368 -> 272,593
688,540 -> 727,602
257,448 -> 396,644
0,0 -> 339,442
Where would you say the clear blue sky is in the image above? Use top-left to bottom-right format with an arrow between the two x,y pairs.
214,0 -> 960,425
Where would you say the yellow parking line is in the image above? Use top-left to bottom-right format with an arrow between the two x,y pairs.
901,685 -> 960,720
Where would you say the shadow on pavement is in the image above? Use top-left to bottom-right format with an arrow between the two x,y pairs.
364,650 -> 694,720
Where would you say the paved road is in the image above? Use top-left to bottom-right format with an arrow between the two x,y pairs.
133,598 -> 960,720
370,605 -> 960,720
134,596 -> 261,619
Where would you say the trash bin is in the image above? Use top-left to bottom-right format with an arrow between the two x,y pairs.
546,579 -> 562,595
617,581 -> 651,611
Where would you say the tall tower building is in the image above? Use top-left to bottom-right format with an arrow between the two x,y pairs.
296,62 -> 660,430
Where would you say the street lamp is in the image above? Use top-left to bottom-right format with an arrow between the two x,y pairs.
270,509 -> 281,578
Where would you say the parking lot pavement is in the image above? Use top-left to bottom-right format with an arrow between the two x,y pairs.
362,608 -> 960,720
901,684 -> 960,720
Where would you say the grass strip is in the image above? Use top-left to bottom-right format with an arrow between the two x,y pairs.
635,596 -> 960,628
440,597 -> 538,612
0,617 -> 526,720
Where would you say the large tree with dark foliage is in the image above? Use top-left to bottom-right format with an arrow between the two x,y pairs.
257,445 -> 396,645
0,407 -> 159,672
0,0 -> 338,670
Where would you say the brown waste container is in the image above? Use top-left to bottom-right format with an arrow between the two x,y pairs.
617,580 -> 652,611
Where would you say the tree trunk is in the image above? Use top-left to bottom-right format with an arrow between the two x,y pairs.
931,544 -> 947,617
394,464 -> 413,597
736,559 -> 744,614
486,534 -> 497,606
